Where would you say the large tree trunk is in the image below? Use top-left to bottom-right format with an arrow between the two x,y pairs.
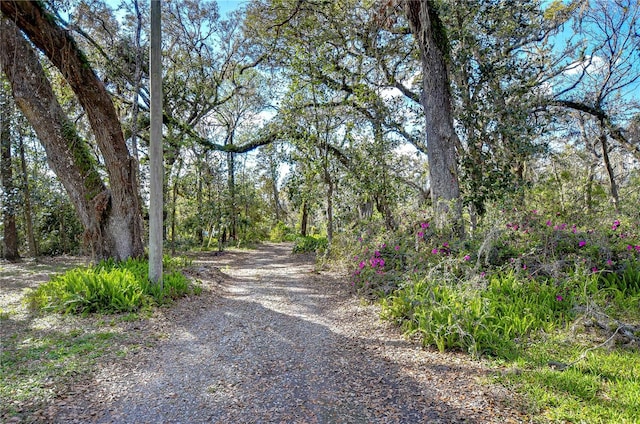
300,199 -> 309,237
405,0 -> 463,236
1,2 -> 144,260
0,87 -> 19,261
0,15 -> 139,260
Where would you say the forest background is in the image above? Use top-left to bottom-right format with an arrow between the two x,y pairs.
1,0 -> 640,422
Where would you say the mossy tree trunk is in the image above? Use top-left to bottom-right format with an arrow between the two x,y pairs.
0,2 -> 144,260
405,0 -> 463,236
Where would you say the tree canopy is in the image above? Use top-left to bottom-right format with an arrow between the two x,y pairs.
0,0 -> 638,258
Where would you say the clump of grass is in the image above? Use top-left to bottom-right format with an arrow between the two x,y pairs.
381,271 -> 573,357
494,334 -> 640,423
25,257 -> 194,314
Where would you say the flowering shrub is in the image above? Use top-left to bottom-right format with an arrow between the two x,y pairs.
344,207 -> 640,357
350,241 -> 409,296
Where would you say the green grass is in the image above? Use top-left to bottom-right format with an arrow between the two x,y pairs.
0,329 -> 119,417
379,267 -> 640,422
292,235 -> 328,254
346,206 -> 640,422
494,334 -> 640,423
1,255 -> 198,420
381,271 -> 573,357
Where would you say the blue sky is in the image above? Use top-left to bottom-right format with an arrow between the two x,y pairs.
217,0 -> 246,17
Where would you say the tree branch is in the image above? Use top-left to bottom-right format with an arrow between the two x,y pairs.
551,99 -> 640,161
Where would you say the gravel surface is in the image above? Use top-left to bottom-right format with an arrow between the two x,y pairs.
31,243 -> 525,423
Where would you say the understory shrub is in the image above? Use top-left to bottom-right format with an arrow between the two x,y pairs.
293,235 -> 328,254
269,221 -> 296,242
26,257 -> 193,314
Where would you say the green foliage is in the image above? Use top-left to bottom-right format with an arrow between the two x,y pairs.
0,329 -> 118,417
348,207 -> 640,297
25,257 -> 194,314
598,260 -> 640,297
269,221 -> 296,242
495,335 -> 640,423
35,191 -> 84,255
381,272 -> 572,357
343,203 -> 640,421
292,235 -> 328,254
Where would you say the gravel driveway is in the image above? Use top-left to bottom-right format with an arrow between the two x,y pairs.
46,243 -> 525,423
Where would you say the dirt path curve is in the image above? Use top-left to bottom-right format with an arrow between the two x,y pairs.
53,243 -> 524,423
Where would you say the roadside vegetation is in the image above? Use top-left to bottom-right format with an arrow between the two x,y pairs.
24,256 -> 196,315
341,203 -> 640,422
1,256 -> 198,420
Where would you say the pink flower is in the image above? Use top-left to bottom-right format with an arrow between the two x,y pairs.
421,222 -> 430,229
606,259 -> 613,266
579,240 -> 586,247
556,295 -> 563,302
464,255 -> 471,261
358,261 -> 365,269
546,220 -> 552,226
432,249 -> 438,254
394,245 -> 400,251
418,231 -> 424,238
480,272 -> 486,277
522,264 -> 527,270
591,267 -> 598,273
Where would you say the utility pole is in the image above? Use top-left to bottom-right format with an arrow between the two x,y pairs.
149,0 -> 163,285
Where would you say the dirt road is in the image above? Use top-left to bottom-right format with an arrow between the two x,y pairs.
5,243 -> 525,423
